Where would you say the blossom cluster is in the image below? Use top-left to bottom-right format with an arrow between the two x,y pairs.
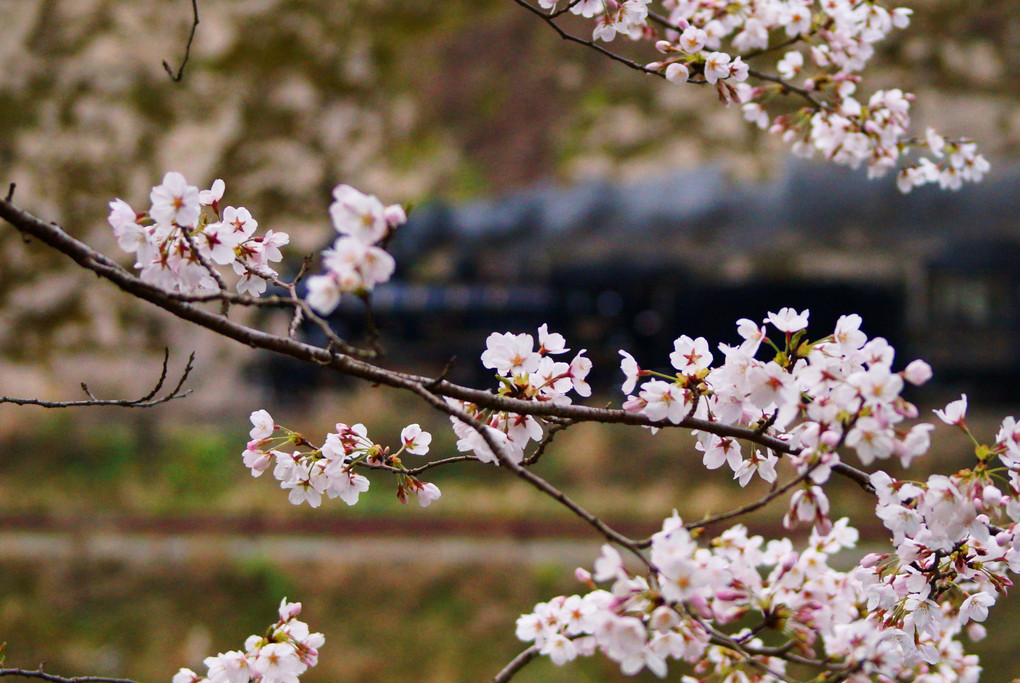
538,0 -> 988,190
447,325 -> 591,465
242,409 -> 440,508
305,184 -> 406,315
517,514 -> 984,680
108,175 -> 407,309
851,401 -> 1020,665
174,599 -> 324,683
622,309 -> 933,500
108,173 -> 289,296
514,311 -> 1020,678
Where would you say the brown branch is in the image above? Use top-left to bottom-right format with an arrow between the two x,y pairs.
163,0 -> 200,82
406,381 -> 653,566
516,1 -> 826,109
179,228 -> 229,315
492,645 -> 540,683
0,669 -> 139,683
703,630 -> 805,683
747,68 -> 824,109
508,0 -> 663,77
361,454 -> 482,476
682,465 -> 809,532
522,419 -> 572,465
1,349 -> 194,409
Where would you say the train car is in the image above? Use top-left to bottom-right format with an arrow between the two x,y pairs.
260,161 -> 1020,401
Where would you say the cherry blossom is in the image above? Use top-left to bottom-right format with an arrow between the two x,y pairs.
766,307 -> 809,334
174,601 -> 323,683
108,175 -> 289,296
400,423 -> 432,455
150,171 -> 200,228
935,394 -> 969,426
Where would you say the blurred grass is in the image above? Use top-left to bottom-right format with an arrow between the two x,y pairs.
3,548 -> 1020,682
0,556 -> 675,683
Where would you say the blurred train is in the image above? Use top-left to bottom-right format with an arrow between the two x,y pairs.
262,161 -> 1020,401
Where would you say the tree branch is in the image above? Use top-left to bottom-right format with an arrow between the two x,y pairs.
0,669 -> 139,683
162,0 -> 200,82
492,645 -> 540,683
1,349 -> 194,409
406,381 -> 652,564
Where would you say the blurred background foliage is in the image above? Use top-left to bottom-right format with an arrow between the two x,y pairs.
3,0 -> 1020,680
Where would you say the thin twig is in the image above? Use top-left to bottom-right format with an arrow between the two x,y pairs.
518,0 -> 827,109
683,466 -> 810,530
522,420 -> 572,465
508,0 -> 662,76
1,349 -> 194,409
162,0 -> 200,82
491,645 -> 540,683
704,628 -> 805,683
361,454 -> 482,476
180,229 -> 230,315
0,669 -> 139,683
409,382 -> 654,568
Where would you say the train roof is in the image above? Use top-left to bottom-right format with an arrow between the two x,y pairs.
395,160 -> 1020,264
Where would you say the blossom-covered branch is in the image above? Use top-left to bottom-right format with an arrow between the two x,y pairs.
1,193 -> 853,469
512,0 -> 989,191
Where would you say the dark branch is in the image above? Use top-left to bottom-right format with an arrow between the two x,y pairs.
407,381 -> 652,562
508,0 -> 662,76
516,0 -> 827,109
162,0 -> 200,82
0,669 -> 139,683
491,645 -> 540,683
362,454 -> 482,476
1,349 -> 194,409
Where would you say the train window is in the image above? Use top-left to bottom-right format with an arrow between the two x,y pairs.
596,290 -> 624,317
634,310 -> 663,336
932,276 -> 999,328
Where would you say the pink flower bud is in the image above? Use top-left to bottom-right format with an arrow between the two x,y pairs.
278,599 -> 302,621
902,359 -> 933,386
714,589 -> 745,602
622,396 -> 646,413
897,400 -> 919,419
384,204 -> 407,228
859,552 -> 887,568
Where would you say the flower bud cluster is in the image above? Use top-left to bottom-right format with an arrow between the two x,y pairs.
242,410 -> 440,508
173,599 -> 324,683
305,184 -> 406,315
447,325 -> 591,464
108,173 -> 289,296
